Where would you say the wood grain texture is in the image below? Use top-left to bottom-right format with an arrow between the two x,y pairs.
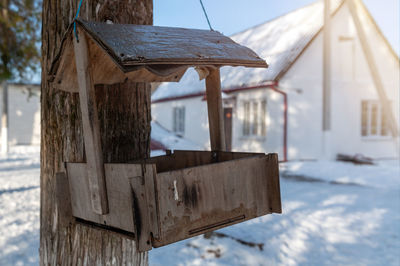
130,150 -> 266,173
266,154 -> 282,213
67,162 -> 159,252
153,154 -> 280,247
49,19 -> 268,91
55,172 -> 74,228
40,0 -> 152,264
51,19 -> 267,71
66,163 -> 143,233
206,68 -> 226,151
52,32 -> 189,92
66,151 -> 280,251
129,164 -> 159,252
74,31 -> 109,215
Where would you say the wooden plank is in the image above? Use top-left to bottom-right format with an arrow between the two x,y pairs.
152,154 -> 280,247
205,68 -> 226,151
143,164 -> 160,240
265,154 -> 282,213
52,30 -> 190,92
74,30 -> 108,215
129,150 -> 266,173
347,0 -> 398,137
322,0 -> 332,131
49,21 -> 268,91
77,20 -> 268,68
67,163 -> 148,233
129,164 -> 159,252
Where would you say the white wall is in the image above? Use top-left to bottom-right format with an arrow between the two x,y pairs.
152,90 -> 285,159
279,22 -> 325,160
280,2 -> 399,160
0,84 -> 40,146
231,88 -> 284,159
152,96 -> 211,149
329,3 -> 399,159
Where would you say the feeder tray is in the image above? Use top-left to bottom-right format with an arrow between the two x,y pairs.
51,19 -> 281,252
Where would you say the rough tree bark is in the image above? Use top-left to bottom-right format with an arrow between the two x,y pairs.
40,1 -> 153,265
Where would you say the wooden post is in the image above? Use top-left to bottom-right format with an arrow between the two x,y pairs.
73,30 -> 109,215
347,0 -> 399,137
205,68 -> 226,151
323,0 -> 331,132
1,81 -> 8,155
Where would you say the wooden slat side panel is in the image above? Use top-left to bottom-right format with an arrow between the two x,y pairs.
171,150 -> 265,161
67,163 -> 142,233
266,154 -> 282,213
67,163 -> 102,224
153,155 -> 278,247
129,176 -> 151,251
144,165 -> 160,239
130,151 -> 266,173
129,164 -> 159,252
129,151 -> 213,173
104,164 -> 142,230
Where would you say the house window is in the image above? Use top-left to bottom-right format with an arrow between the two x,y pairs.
173,106 -> 185,135
243,100 -> 267,137
361,100 -> 390,137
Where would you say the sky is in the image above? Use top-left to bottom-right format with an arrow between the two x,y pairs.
154,0 -> 400,55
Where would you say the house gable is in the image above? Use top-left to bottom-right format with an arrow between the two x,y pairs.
279,0 -> 399,159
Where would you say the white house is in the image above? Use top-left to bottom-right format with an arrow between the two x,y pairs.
0,83 -> 41,147
151,0 -> 400,161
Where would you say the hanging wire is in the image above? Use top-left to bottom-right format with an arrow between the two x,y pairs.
74,0 -> 84,41
199,0 -> 214,31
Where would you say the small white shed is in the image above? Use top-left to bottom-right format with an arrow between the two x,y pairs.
0,83 -> 41,148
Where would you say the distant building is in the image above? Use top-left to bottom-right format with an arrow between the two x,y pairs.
152,0 -> 400,160
0,83 -> 40,147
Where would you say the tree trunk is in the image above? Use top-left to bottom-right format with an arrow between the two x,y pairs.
40,1 -> 153,265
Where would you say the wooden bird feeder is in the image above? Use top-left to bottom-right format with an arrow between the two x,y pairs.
51,19 -> 281,252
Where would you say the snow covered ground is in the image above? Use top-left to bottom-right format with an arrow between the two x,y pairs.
0,146 -> 40,265
0,146 -> 399,265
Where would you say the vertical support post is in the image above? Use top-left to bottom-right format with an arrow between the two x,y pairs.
73,30 -> 109,215
205,68 -> 226,151
322,0 -> 331,132
1,81 -> 8,155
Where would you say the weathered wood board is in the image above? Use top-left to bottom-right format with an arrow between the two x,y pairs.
49,19 -> 268,92
74,30 -> 109,215
206,68 -> 226,151
66,163 -> 154,233
152,153 -> 281,247
76,19 -> 267,68
130,150 -> 266,173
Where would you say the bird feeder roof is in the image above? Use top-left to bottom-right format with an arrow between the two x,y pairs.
49,19 -> 268,92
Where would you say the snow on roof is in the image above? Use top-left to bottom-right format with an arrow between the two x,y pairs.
152,0 -> 342,102
151,121 -> 202,150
